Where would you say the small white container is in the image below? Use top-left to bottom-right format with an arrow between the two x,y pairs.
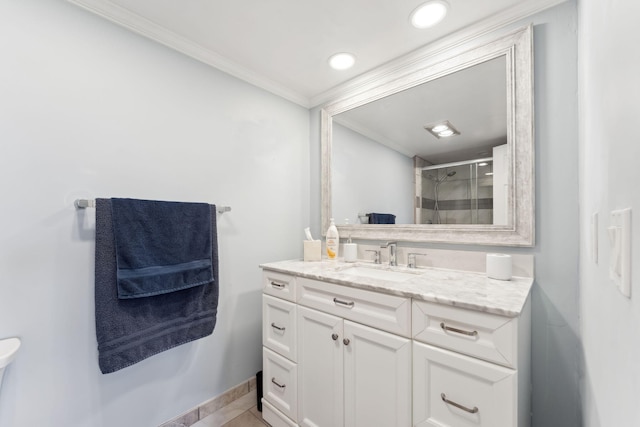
486,253 -> 512,280
343,243 -> 357,262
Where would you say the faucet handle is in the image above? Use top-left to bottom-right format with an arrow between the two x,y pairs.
365,249 -> 381,264
407,252 -> 426,268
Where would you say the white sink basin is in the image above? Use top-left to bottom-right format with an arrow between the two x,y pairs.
0,338 -> 21,369
338,265 -> 419,282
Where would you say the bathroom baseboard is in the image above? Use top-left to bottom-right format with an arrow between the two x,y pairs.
158,376 -> 258,427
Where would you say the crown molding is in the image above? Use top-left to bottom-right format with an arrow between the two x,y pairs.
68,0 -> 567,110
309,0 -> 568,108
67,0 -> 311,107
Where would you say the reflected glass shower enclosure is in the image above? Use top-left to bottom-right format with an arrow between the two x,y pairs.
417,158 -> 495,225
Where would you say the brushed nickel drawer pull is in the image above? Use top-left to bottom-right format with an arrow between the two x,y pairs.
271,323 -> 286,331
440,322 -> 478,337
271,377 -> 286,389
441,393 -> 478,414
332,333 -> 339,341
270,281 -> 285,289
333,298 -> 355,308
343,338 -> 350,345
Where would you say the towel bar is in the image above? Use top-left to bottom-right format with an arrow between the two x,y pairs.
74,199 -> 231,214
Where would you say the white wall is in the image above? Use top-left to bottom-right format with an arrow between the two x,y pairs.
579,1 -> 640,425
0,1 -> 309,426
332,123 -> 413,225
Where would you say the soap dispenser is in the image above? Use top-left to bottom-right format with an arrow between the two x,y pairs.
344,235 -> 357,263
326,218 -> 339,260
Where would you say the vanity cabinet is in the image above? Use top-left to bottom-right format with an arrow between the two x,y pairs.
261,263 -> 531,427
262,272 -> 412,427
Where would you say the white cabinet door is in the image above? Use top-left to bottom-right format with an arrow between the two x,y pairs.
297,306 -> 344,427
413,341 -> 517,427
344,320 -> 412,427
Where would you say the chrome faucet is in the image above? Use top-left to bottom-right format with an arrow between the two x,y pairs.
380,241 -> 397,266
407,252 -> 426,268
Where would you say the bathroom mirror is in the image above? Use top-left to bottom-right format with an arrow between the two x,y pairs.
321,26 -> 534,246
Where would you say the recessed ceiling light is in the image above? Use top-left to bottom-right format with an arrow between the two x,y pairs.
478,162 -> 488,167
328,53 -> 356,70
410,0 -> 449,29
424,120 -> 460,139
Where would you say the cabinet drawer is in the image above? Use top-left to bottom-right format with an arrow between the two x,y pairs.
413,342 -> 517,427
263,295 -> 297,361
413,300 -> 518,368
297,278 -> 411,337
263,348 -> 298,421
262,399 -> 298,427
263,271 -> 297,302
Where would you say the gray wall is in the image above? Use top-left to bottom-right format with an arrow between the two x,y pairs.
528,3 -> 580,425
311,2 -> 581,426
332,123 -> 413,225
0,1 -> 309,426
0,0 -> 586,426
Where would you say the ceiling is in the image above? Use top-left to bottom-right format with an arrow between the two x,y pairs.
69,0 -> 565,107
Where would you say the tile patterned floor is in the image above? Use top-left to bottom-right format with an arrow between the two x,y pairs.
191,390 -> 269,427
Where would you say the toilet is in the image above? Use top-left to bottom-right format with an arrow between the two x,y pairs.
0,338 -> 20,392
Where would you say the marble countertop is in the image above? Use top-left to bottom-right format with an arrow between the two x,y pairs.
260,259 -> 533,317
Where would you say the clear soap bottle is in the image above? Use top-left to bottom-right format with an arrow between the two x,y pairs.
326,218 -> 339,260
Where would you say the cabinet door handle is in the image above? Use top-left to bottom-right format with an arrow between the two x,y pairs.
271,323 -> 286,331
332,333 -> 339,341
333,298 -> 355,308
271,377 -> 286,389
441,393 -> 478,414
270,281 -> 285,289
343,338 -> 350,345
440,322 -> 478,337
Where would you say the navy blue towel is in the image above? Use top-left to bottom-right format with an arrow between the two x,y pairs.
95,198 -> 219,374
111,198 -> 213,299
368,213 -> 396,224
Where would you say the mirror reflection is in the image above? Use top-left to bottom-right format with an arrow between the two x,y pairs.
332,55 -> 508,226
419,155 -> 506,225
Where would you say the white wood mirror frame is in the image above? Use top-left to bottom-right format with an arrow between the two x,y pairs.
321,25 -> 534,246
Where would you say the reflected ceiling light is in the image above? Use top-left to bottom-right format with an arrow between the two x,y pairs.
478,162 -> 489,167
424,120 -> 460,139
328,52 -> 356,70
410,0 -> 449,29
431,124 -> 449,133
